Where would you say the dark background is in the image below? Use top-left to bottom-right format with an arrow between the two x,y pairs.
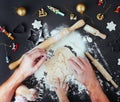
0,0 -> 120,102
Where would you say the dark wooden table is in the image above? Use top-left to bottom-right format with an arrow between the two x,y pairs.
0,0 -> 120,102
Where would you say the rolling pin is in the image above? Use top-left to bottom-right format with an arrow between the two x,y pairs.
9,19 -> 85,70
83,24 -> 106,39
85,51 -> 118,88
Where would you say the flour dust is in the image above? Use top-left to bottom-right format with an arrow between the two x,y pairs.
23,25 -> 120,102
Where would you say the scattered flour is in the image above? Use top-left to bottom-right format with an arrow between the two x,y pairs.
116,90 -> 120,96
34,26 -> 88,100
83,35 -> 93,43
49,26 -> 87,57
14,96 -> 28,102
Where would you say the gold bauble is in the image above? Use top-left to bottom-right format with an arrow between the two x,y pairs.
96,13 -> 104,21
76,3 -> 86,14
16,7 -> 27,16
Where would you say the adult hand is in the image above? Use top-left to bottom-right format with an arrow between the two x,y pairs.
68,57 -> 110,102
68,57 -> 99,90
0,48 -> 47,102
17,48 -> 47,79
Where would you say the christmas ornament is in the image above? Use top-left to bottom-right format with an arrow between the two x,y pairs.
38,8 -> 47,17
96,4 -> 111,21
11,43 -> 19,52
16,7 -> 27,16
97,0 -> 106,7
76,3 -> 86,14
64,7 -> 77,20
0,26 -> 14,40
0,42 -> 18,52
118,58 -> 120,65
70,13 -> 77,20
96,13 -> 104,20
106,21 -> 116,32
98,0 -> 103,6
114,6 -> 120,13
32,20 -> 42,30
47,5 -> 65,16
75,4 -> 93,23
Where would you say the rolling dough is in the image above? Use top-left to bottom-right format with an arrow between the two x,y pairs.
45,47 -> 75,86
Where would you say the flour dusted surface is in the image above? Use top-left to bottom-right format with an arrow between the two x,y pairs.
34,30 -> 87,87
33,27 -> 88,101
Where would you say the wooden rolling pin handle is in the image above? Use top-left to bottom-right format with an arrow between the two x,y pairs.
85,51 -> 94,61
110,80 -> 118,89
86,52 -> 111,80
83,24 -> 107,39
9,57 -> 22,70
9,35 -> 14,40
9,19 -> 85,70
85,51 -> 119,88
35,19 -> 85,50
86,52 -> 112,80
97,32 -> 106,39
69,19 -> 85,31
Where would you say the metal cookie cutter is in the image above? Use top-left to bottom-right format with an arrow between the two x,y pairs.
46,49 -> 54,59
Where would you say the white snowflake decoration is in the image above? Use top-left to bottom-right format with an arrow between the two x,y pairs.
117,58 -> 120,65
106,21 -> 116,32
32,20 -> 42,29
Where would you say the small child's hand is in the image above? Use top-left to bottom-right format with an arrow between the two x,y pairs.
54,78 -> 69,102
